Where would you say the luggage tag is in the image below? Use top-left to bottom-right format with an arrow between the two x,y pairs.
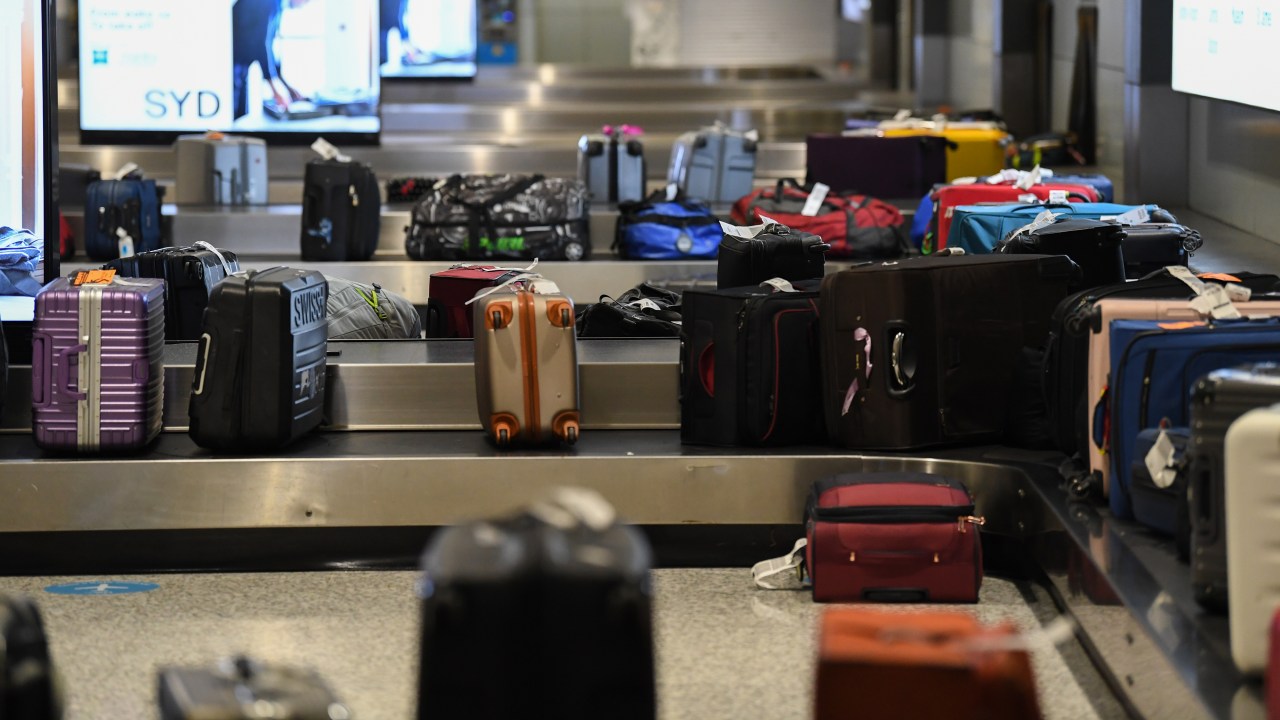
1014,166 -> 1043,191
1047,190 -> 1069,204
1144,428 -> 1180,489
464,260 -> 544,305
111,162 -> 140,181
1007,210 -> 1060,241
761,278 -> 797,293
116,227 -> 135,258
720,214 -> 781,239
1111,206 -> 1150,226
1167,266 -> 1244,319
800,183 -> 830,217
310,137 -> 351,163
72,269 -> 117,286
751,538 -> 810,590
984,168 -> 1020,184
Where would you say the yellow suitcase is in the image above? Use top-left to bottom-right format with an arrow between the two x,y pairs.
880,124 -> 1011,182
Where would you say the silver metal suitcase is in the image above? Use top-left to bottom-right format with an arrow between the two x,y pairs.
666,124 -> 757,203
577,132 -> 646,203
174,133 -> 268,206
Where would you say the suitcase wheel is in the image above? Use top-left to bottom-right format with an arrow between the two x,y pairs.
486,302 -> 513,331
547,300 -> 574,329
491,414 -> 519,447
552,411 -> 580,445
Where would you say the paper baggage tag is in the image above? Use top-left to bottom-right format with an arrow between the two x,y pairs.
751,538 -> 809,590
1113,206 -> 1151,225
800,183 -> 830,217
529,278 -> 561,295
952,176 -> 979,185
310,137 -> 350,163
1189,284 -> 1242,319
1017,193 -> 1040,204
761,278 -> 797,293
1144,430 -> 1180,489
627,298 -> 662,311
1167,265 -> 1206,293
722,214 -> 781,239
986,168 -> 1020,184
743,129 -> 760,142
1048,190 -> 1069,204
665,182 -> 679,201
1010,210 -> 1059,241
1226,283 -> 1253,303
73,269 -> 117,286
111,162 -> 139,181
1015,167 -> 1042,191
893,108 -> 912,121
116,227 -> 135,258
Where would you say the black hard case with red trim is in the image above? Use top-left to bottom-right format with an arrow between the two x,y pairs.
680,280 -> 824,446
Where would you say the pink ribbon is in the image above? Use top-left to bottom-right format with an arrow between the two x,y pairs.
841,328 -> 873,416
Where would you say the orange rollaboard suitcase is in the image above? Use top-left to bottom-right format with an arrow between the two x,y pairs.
814,609 -> 1043,720
472,276 -> 581,446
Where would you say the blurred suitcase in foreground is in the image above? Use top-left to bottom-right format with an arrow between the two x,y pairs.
578,125 -> 646,203
717,221 -> 828,289
174,132 -> 268,206
815,609 -> 1042,720
418,489 -> 655,720
158,656 -> 347,720
819,254 -> 1074,450
32,274 -> 165,452
1190,364 -> 1280,613
667,123 -> 757,203
472,278 -> 580,446
806,473 -> 984,603
188,268 -> 328,451
805,133 -> 949,199
1,595 -> 62,719
103,243 -> 240,341
680,280 -> 823,446
1226,405 -> 1280,674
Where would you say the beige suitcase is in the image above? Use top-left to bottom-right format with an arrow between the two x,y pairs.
473,280 -> 580,446
1087,297 -> 1280,496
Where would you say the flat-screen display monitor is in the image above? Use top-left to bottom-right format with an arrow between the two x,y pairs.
78,0 -> 381,144
1172,2 -> 1280,112
0,0 -> 57,327
380,0 -> 478,79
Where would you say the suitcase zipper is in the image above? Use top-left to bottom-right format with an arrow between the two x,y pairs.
812,505 -> 977,523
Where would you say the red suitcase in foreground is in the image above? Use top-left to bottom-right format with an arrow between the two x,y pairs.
805,473 -> 984,603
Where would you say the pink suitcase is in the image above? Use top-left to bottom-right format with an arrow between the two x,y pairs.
1087,297 -> 1280,496
32,274 -> 166,452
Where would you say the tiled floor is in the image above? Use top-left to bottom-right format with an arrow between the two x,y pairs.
0,569 -> 1127,719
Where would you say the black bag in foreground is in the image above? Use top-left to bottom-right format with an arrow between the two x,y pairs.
418,488 -> 655,720
717,221 -> 829,289
0,595 -> 62,719
405,174 -> 591,262
189,267 -> 328,451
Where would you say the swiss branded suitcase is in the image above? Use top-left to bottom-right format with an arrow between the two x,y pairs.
174,132 -> 268,206
104,244 -> 241,341
1189,365 -> 1280,613
1226,405 -> 1280,674
1106,319 -> 1280,520
578,127 -> 646,204
815,609 -> 1042,720
188,268 -> 328,451
0,596 -> 62,718
472,280 -> 580,446
805,134 -> 949,199
1128,427 -> 1190,537
805,473 -> 984,603
996,217 -> 1125,292
300,158 -> 381,261
426,265 -> 522,338
948,202 -> 1174,255
680,280 -> 823,447
819,254 -> 1074,450
1121,223 -> 1202,279
418,490 -> 655,720
667,125 -> 757,203
730,179 -> 906,260
159,657 -> 348,720
717,223 -> 828,289
83,176 -> 164,261
32,275 -> 165,452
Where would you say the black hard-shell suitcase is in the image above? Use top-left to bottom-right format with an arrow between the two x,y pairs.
1121,223 -> 1202,279
300,159 -> 381,261
188,268 -> 328,451
1,595 -> 62,718
819,254 -> 1074,450
418,490 -> 655,720
1189,364 -> 1280,612
996,218 -> 1124,292
681,280 -> 824,446
1041,270 -> 1280,461
104,244 -> 241,340
717,223 -> 829,289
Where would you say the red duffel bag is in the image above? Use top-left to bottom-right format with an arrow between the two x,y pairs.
731,178 -> 906,260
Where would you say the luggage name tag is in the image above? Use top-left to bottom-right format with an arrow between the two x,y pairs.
310,137 -> 351,163
893,108 -> 913,121
800,183 -> 830,217
986,168 -> 1019,184
1047,190 -> 1069,204
1017,193 -> 1040,203
1112,206 -> 1150,225
665,182 -> 679,201
744,129 -> 760,142
111,162 -> 139,181
115,227 -> 135,258
1144,429 -> 1180,489
1168,266 -> 1244,319
72,269 -> 117,286
1008,210 -> 1059,241
761,278 -> 797,293
528,278 -> 561,295
751,538 -> 809,590
1014,166 -> 1042,191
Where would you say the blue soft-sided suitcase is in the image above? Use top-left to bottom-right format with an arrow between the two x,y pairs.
948,202 -> 1169,254
83,178 -> 163,261
615,200 -> 721,260
1052,174 -> 1114,203
1104,318 -> 1280,519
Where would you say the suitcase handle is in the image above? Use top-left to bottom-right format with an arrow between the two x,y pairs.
888,327 -> 916,395
55,343 -> 87,401
31,333 -> 49,407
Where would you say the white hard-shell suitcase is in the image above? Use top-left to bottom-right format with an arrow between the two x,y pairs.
1225,404 -> 1280,673
174,133 -> 268,206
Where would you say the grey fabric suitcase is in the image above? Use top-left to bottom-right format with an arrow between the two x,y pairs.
174,133 -> 268,206
667,125 -> 757,203
577,131 -> 646,203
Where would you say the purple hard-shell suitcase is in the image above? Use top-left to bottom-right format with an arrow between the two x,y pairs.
31,276 -> 165,451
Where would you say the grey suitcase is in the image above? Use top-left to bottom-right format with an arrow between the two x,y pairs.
667,124 -> 757,204
577,130 -> 646,204
174,133 -> 268,206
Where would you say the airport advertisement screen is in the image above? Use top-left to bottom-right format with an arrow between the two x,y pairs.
79,0 -> 381,143
380,0 -> 478,79
1172,1 -> 1280,112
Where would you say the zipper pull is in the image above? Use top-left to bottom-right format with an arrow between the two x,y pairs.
956,515 -> 986,533
349,185 -> 359,207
